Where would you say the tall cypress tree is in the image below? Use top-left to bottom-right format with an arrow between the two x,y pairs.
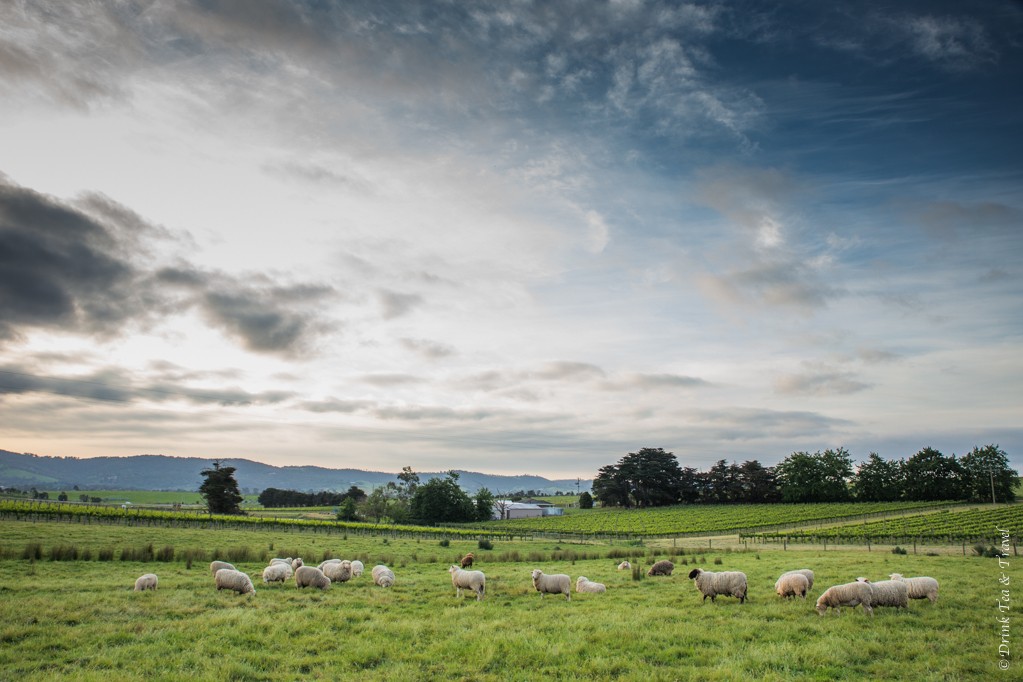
199,460 -> 244,514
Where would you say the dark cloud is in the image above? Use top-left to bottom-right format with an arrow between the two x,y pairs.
378,289 -> 424,319
606,373 -> 709,390
700,261 -> 837,311
774,370 -> 871,396
399,337 -> 456,360
358,373 -> 426,387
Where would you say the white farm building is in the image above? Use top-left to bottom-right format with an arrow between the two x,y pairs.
491,500 -> 564,520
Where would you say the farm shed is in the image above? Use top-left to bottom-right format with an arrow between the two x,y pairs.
492,501 -> 544,520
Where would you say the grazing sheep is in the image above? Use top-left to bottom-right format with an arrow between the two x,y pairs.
448,565 -> 486,601
323,560 -> 353,583
262,563 -> 291,584
775,572 -> 809,599
372,565 -> 395,587
778,569 -> 814,592
317,558 -> 342,570
215,568 -> 256,595
460,552 -> 475,569
856,578 -> 908,608
295,566 -> 331,590
815,581 -> 873,617
688,568 -> 748,603
647,560 -> 674,576
350,560 -> 365,577
134,573 -> 158,591
889,573 -> 939,603
617,561 -> 631,571
270,557 -> 292,566
576,576 -> 606,594
531,569 -> 571,601
292,558 -> 304,571
209,560 -> 235,577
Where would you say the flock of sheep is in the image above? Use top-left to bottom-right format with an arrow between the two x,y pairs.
132,552 -> 939,617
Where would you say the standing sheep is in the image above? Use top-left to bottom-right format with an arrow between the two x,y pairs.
775,572 -> 809,599
295,566 -> 330,590
210,560 -> 235,577
576,576 -> 606,594
815,581 -> 873,617
778,569 -> 814,592
262,563 -> 291,584
134,573 -> 158,591
270,557 -> 292,566
291,558 -> 304,571
856,578 -> 908,608
647,560 -> 674,576
888,573 -> 939,603
323,560 -> 353,583
460,552 -> 475,569
350,560 -> 365,577
531,569 -> 571,601
372,565 -> 395,587
448,565 -> 486,601
688,568 -> 748,603
215,568 -> 255,595
617,561 -> 631,571
317,559 -> 342,570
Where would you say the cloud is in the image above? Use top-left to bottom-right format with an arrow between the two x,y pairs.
400,338 -> 456,360
604,373 -> 709,391
902,15 -> 996,72
699,261 -> 837,311
378,290 -> 425,319
774,370 -> 871,396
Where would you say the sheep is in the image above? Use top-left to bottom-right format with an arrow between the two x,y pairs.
270,557 -> 292,566
215,568 -> 256,595
209,560 -> 235,577
575,576 -> 606,594
617,561 -> 631,571
134,573 -> 158,591
262,563 -> 291,584
448,565 -> 486,601
647,560 -> 674,576
815,581 -> 873,617
317,558 -> 342,570
856,578 -> 908,608
292,558 -> 304,571
460,552 -> 475,569
531,569 -> 571,601
688,568 -> 748,603
323,560 -> 353,583
778,568 -> 814,592
350,560 -> 365,577
775,572 -> 809,599
888,573 -> 939,603
372,565 -> 395,587
294,565 -> 330,590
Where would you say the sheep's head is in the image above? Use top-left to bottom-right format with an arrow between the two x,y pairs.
448,565 -> 460,574
531,569 -> 543,582
687,568 -> 702,579
815,598 -> 827,616
888,573 -> 903,581
856,577 -> 871,583
576,576 -> 588,585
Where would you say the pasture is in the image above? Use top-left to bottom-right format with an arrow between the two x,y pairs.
0,517 -> 1007,680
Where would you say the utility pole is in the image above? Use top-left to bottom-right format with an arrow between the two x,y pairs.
990,467 -> 997,505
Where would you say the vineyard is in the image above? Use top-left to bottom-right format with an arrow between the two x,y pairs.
465,500 -> 952,537
749,504 -> 1023,544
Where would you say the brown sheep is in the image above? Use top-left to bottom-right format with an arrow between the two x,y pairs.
647,560 -> 674,576
460,552 -> 475,568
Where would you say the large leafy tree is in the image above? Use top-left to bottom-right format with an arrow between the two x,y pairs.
959,444 -> 1017,503
199,460 -> 244,515
775,448 -> 853,503
902,447 -> 967,501
736,460 -> 780,503
853,453 -> 904,502
592,448 -> 683,508
409,471 -> 476,523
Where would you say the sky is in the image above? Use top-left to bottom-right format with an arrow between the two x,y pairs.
1,0 -> 1021,479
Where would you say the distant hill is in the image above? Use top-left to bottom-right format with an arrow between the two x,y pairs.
0,449 -> 589,495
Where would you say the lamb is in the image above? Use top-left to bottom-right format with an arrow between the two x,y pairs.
647,560 -> 674,576
323,560 -> 354,583
688,568 -> 748,603
294,565 -> 330,590
262,563 -> 291,584
372,565 -> 395,587
209,560 -> 235,577
575,576 -> 606,594
531,569 -> 571,601
815,581 -> 873,617
448,565 -> 486,601
775,572 -> 810,599
778,569 -> 814,592
215,568 -> 256,595
134,573 -> 158,591
350,560 -> 365,577
460,552 -> 475,569
888,573 -> 939,603
856,578 -> 908,608
617,561 -> 631,571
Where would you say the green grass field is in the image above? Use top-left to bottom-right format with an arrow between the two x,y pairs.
0,515 -> 1008,680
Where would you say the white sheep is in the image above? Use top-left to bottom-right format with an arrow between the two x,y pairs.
449,565 -> 486,601
292,558 -> 304,571
617,561 -> 631,571
350,560 -> 365,577
323,560 -> 353,583
688,568 -> 748,603
856,578 -> 908,608
815,581 -> 873,617
775,572 -> 809,599
531,569 -> 571,601
270,557 -> 292,566
372,565 -> 395,587
134,573 -> 158,591
215,568 -> 255,595
317,558 -> 342,570
295,565 -> 331,590
262,563 -> 291,584
575,576 -> 606,594
209,560 -> 235,577
888,573 -> 939,603
778,568 -> 814,592
647,560 -> 674,576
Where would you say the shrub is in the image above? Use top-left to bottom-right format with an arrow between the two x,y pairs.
632,564 -> 643,581
97,547 -> 115,562
50,545 -> 79,561
713,557 -> 723,565
439,539 -> 450,547
22,543 -> 43,561
892,546 -> 908,555
478,538 -> 494,550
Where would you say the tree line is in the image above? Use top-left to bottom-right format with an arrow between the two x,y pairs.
257,486 -> 367,509
592,445 -> 1017,508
